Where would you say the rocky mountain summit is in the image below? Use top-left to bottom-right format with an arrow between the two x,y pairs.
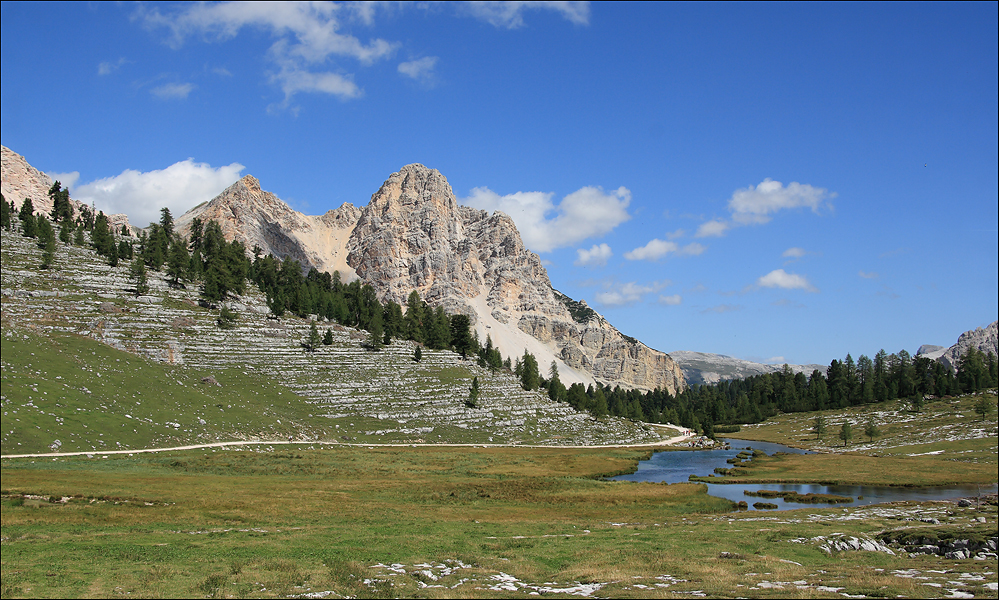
918,321 -> 999,370
177,163 -> 684,394
1,145 -> 133,233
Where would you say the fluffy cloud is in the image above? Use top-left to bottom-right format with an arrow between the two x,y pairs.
589,280 -> 668,307
756,269 -> 818,292
623,239 -> 705,261
463,185 -> 631,253
151,82 -> 195,99
695,219 -> 730,238
729,178 -> 833,225
45,171 -> 81,191
398,56 -> 438,84
139,2 -> 397,104
658,294 -> 682,306
782,247 -> 807,258
575,243 -> 612,267
462,1 -> 590,28
696,179 -> 834,237
73,159 -> 245,228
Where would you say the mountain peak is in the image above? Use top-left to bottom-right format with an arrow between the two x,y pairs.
240,174 -> 261,195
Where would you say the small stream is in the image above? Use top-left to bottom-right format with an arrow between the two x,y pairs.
611,438 -> 997,511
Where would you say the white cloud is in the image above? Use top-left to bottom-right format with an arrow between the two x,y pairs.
270,67 -> 360,100
624,239 -> 676,261
73,159 -> 245,228
594,281 -> 665,307
624,239 -> 705,261
858,270 -> 879,279
398,56 -> 438,84
462,1 -> 590,29
658,294 -> 682,306
151,82 -> 195,99
45,171 -> 80,191
463,185 -> 630,253
681,242 -> 706,256
139,2 -> 398,105
696,179 -> 834,237
756,269 -> 818,293
782,247 -> 807,258
575,243 -> 612,267
98,57 -> 128,76
729,178 -> 833,225
695,219 -> 730,238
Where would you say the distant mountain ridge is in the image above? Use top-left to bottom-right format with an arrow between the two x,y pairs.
667,350 -> 826,385
174,163 -> 685,395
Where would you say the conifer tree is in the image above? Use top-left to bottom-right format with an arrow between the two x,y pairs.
37,217 -> 56,269
838,421 -> 853,446
305,320 -> 322,352
812,415 -> 826,439
466,376 -> 480,408
130,257 -> 149,296
864,417 -> 880,442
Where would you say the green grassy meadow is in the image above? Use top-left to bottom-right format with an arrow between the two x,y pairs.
3,446 -> 996,599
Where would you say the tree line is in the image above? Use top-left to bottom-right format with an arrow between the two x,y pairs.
7,193 -> 994,432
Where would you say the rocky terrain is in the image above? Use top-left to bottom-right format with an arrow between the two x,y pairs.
1,227 -> 674,452
918,321 -> 999,370
1,145 -> 133,234
668,350 -> 826,385
175,162 -> 685,394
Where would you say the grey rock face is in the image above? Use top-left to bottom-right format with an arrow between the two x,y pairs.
936,321 -> 998,371
175,163 -> 685,394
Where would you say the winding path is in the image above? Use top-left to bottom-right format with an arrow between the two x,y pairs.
1,424 -> 693,459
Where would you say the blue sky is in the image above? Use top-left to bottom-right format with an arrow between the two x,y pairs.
2,2 -> 997,366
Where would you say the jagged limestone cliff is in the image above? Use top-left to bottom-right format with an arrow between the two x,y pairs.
176,163 -> 684,394
1,145 -> 133,233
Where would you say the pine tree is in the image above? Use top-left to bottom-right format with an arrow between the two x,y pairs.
304,320 -> 322,352
974,395 -> 996,422
466,376 -> 480,408
0,194 -> 9,230
130,257 -> 149,296
864,417 -> 880,442
73,225 -> 85,246
413,346 -> 423,362
838,421 -> 853,447
166,239 -> 190,286
107,238 -> 119,267
812,415 -> 826,440
37,217 -> 56,269
322,328 -> 333,346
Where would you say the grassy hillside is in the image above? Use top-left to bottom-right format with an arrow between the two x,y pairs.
1,228 -> 670,453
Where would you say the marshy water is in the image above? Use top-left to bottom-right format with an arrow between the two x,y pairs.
611,438 -> 997,511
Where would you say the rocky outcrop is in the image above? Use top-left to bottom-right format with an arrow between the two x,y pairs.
175,175 -> 360,279
345,164 -> 684,394
935,321 -> 998,371
1,145 -> 133,233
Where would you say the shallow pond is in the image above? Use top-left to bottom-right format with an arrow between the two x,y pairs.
611,438 -> 997,511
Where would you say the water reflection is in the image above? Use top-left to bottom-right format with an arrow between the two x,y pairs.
611,438 -> 996,511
